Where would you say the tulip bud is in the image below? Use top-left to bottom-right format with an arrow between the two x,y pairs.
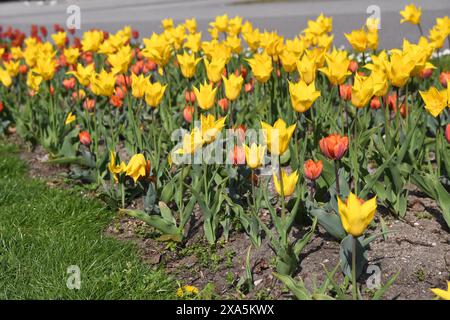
439,71 -> 450,88
218,98 -> 229,112
400,103 -> 407,118
79,131 -> 92,146
146,59 -> 157,71
229,145 -> 245,165
419,68 -> 433,79
304,159 -> 323,181
240,65 -> 248,79
386,92 -> 397,111
348,60 -> 358,73
49,85 -> 55,96
19,64 -> 27,74
40,25 -> 47,38
83,98 -> 96,112
110,95 -> 123,108
0,101 -> 4,113
115,86 -> 126,99
245,80 -> 254,94
370,96 -> 381,110
183,105 -> 194,123
185,90 -> 195,104
68,27 -> 76,35
445,124 -> 450,144
234,124 -> 247,143
339,84 -> 352,101
62,78 -> 76,90
132,29 -> 139,39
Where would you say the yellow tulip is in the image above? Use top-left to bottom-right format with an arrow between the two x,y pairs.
131,73 -> 150,99
177,51 -> 201,79
145,81 -> 167,107
211,14 -> 229,32
222,73 -> 243,101
242,28 -> 261,52
351,74 -> 374,108
126,154 -> 147,183
431,282 -> 450,300
161,18 -> 174,30
26,71 -> 43,92
273,169 -> 299,197
369,69 -> 388,97
184,32 -> 202,53
260,31 -> 284,61
193,81 -> 217,110
227,16 -> 243,36
279,50 -> 298,73
201,114 -> 226,143
4,60 -> 20,77
142,33 -> 172,67
81,30 -> 104,52
319,54 -> 351,86
33,55 -> 57,81
174,127 -> 204,155
225,35 -> 242,54
386,52 -> 415,88
246,53 -> 273,83
90,69 -> 116,97
288,80 -> 321,113
419,87 -> 447,117
367,28 -> 379,51
51,31 -> 67,47
185,18 -> 197,34
261,119 -> 296,156
67,63 -> 95,87
63,47 -> 80,65
11,47 -> 23,60
244,143 -> 265,169
296,52 -> 317,85
345,28 -> 368,52
108,45 -> 133,75
65,112 -> 76,125
400,4 -> 421,25
0,68 -> 12,87
204,57 -> 226,83
108,151 -> 126,182
337,192 -> 377,237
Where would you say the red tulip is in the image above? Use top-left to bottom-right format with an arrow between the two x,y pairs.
218,98 -> 229,112
83,98 -> 96,112
79,131 -> 91,146
439,71 -> 450,88
0,101 -> 4,113
183,105 -> 194,123
419,68 -> 433,79
370,96 -> 381,110
229,145 -> 245,165
339,84 -> 352,101
304,159 -> 323,181
319,133 -> 349,160
348,60 -> 358,73
63,78 -> 76,90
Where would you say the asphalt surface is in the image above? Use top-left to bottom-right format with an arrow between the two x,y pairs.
0,0 -> 449,49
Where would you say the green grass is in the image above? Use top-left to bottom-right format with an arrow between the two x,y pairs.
0,142 -> 175,299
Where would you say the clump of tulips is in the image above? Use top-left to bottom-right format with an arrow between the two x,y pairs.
0,4 -> 450,300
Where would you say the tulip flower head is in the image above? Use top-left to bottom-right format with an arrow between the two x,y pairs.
79,131 -> 92,146
419,86 -> 447,117
445,124 -> 450,144
108,151 -> 126,181
338,192 -> 377,237
145,81 -> 167,107
193,81 -> 217,110
201,114 -> 226,143
431,281 -> 450,300
222,73 -> 244,101
352,73 -> 374,108
244,143 -> 266,169
319,133 -> 349,160
246,53 -> 273,83
400,4 -> 422,25
65,112 -> 76,125
177,51 -> 201,79
303,159 -> 323,181
126,154 -> 147,183
288,80 -> 321,113
273,169 -> 299,197
261,118 -> 296,156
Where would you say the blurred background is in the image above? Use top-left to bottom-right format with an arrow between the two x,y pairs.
0,0 -> 449,48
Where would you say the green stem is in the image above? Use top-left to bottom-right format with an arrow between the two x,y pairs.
278,156 -> 286,222
352,236 -> 358,300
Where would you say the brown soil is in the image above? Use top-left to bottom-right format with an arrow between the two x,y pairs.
5,133 -> 450,300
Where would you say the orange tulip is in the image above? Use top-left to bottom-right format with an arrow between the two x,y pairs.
319,133 -> 349,160
439,71 -> 450,88
183,105 -> 194,123
79,131 -> 92,146
445,124 -> 450,144
339,84 -> 352,101
304,159 -> 323,181
370,97 -> 381,110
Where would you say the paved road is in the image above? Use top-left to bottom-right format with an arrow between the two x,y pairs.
0,0 -> 449,49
